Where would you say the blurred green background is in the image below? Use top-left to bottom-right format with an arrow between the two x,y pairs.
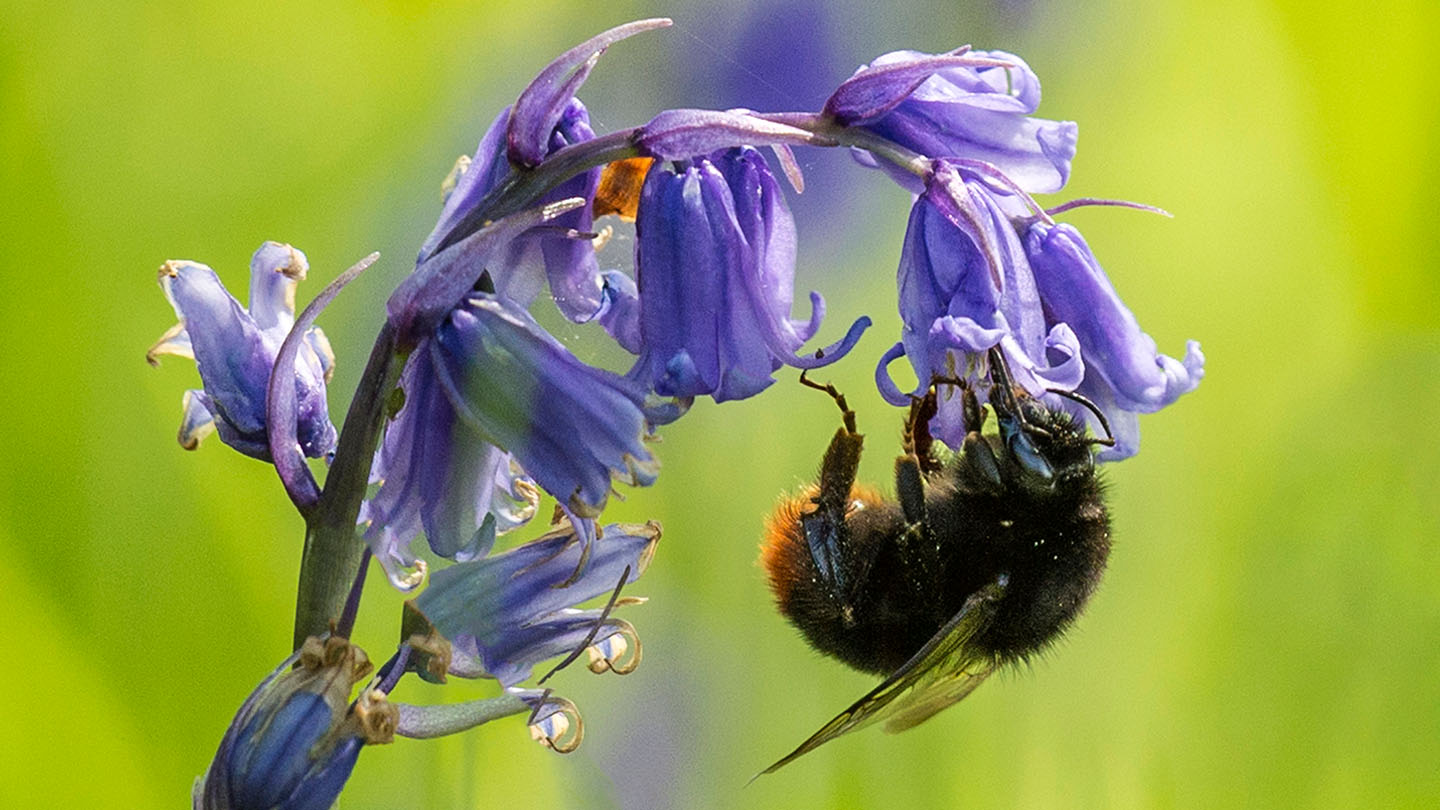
3,0 -> 1437,807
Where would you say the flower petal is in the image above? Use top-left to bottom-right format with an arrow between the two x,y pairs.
1025,222 -> 1203,412
413,520 -> 660,687
247,241 -> 308,336
628,149 -> 867,401
428,294 -> 658,516
843,49 -> 1076,194
178,389 -> 216,451
158,260 -> 272,448
363,341 -> 541,589
824,49 -> 1017,125
387,198 -> 586,343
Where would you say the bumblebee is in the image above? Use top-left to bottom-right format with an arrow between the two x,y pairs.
758,347 -> 1115,773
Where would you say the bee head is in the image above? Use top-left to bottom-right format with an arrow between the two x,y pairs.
985,349 -> 1106,492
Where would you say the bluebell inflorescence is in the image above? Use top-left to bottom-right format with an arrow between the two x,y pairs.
152,18 -> 1202,809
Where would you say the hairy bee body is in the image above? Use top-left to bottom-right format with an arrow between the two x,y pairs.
756,352 -> 1115,773
763,419 -> 1110,677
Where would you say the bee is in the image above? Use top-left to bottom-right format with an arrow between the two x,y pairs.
757,347 -> 1115,774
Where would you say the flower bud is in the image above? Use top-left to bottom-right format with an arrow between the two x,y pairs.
196,636 -> 396,810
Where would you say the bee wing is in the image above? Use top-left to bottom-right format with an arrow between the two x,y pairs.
758,575 -> 1008,776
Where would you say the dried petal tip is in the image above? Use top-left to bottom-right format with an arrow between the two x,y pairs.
508,18 -> 672,166
585,619 -> 641,675
525,693 -> 584,754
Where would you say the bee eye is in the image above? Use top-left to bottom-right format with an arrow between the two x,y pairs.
1008,429 -> 1055,483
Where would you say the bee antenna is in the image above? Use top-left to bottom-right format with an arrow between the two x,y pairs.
985,347 -> 1051,439
1044,388 -> 1116,447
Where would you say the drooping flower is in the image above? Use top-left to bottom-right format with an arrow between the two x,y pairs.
411,517 -> 659,688
414,100 -> 604,324
430,293 -> 659,513
412,19 -> 671,325
360,339 -> 540,589
196,636 -> 395,810
1025,221 -> 1204,459
614,146 -> 870,405
829,48 -> 1078,194
875,158 -> 1202,458
364,290 -> 659,586
148,242 -> 336,461
877,162 -> 1082,449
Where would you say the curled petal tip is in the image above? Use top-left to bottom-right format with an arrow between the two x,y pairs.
527,694 -> 584,754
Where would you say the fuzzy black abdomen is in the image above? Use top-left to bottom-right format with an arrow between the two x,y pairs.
965,479 -> 1111,659
761,470 -> 1110,677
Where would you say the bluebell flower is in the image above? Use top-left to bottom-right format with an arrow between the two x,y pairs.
877,161 -> 1202,458
614,146 -> 870,404
416,100 -> 604,323
877,162 -> 1082,449
413,20 -> 671,325
196,636 -> 396,810
430,293 -> 659,513
364,290 -> 659,585
830,48 -> 1077,194
411,517 -> 660,688
1025,221 -> 1204,458
148,242 -> 336,461
360,337 -> 540,589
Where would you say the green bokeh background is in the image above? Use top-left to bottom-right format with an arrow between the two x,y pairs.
3,1 -> 1437,807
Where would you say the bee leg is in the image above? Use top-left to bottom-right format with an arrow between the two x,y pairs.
957,384 -> 1005,494
894,384 -> 945,600
896,384 -> 940,525
798,372 -> 866,602
902,382 -> 943,475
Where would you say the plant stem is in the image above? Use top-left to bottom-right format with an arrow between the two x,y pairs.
292,322 -> 401,649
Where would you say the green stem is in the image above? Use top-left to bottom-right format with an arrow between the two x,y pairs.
292,321 -> 402,648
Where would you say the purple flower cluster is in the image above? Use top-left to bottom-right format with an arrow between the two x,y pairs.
839,49 -> 1204,458
156,19 -> 1203,807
